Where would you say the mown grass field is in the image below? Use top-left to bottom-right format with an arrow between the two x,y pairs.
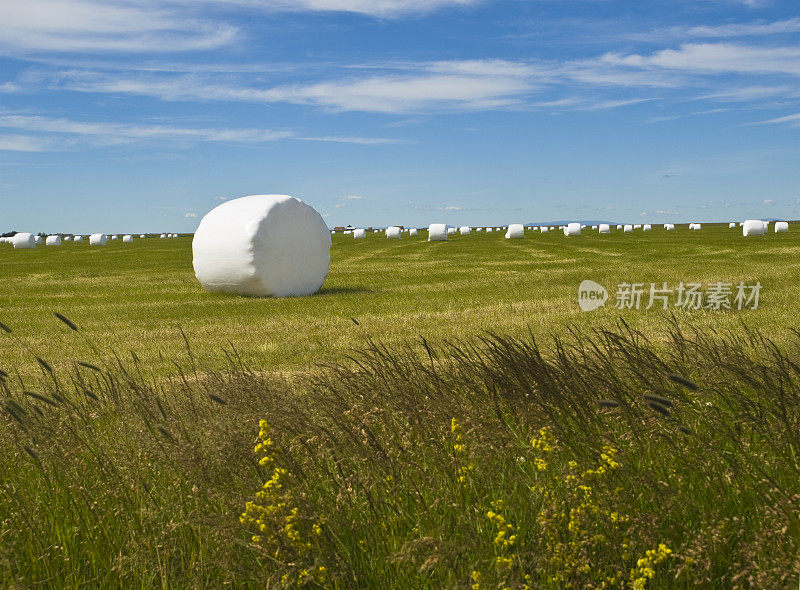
0,223 -> 798,378
2,224 -> 800,588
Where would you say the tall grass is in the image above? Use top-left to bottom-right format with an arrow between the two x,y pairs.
1,316 -> 799,587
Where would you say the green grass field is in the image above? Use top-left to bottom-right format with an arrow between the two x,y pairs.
1,224 -> 798,378
2,225 -> 800,588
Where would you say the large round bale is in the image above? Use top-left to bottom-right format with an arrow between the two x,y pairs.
743,219 -> 765,237
505,224 -> 524,239
599,224 -> 610,234
409,228 -> 418,236
74,235 -> 83,242
63,236 -> 72,242
486,227 -> 493,233
623,224 -> 633,233
123,235 -> 133,243
540,226 -> 549,233
386,226 -> 402,239
459,226 -> 471,236
139,234 -> 146,238
665,224 -> 675,231
353,228 -> 366,239
192,194 -> 330,298
447,227 -> 456,235
729,222 -> 736,229
616,224 -> 623,230
90,233 -> 108,246
110,235 -> 118,240
160,234 -> 167,239
428,223 -> 448,241
775,221 -> 789,233
13,233 -> 35,249
45,235 -> 61,246
564,222 -> 581,237
643,224 -> 652,231
35,235 -> 43,244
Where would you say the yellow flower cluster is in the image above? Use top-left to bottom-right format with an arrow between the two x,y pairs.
629,544 -> 672,589
450,417 -> 474,486
240,420 -> 326,587
531,426 -> 555,471
486,499 -> 517,551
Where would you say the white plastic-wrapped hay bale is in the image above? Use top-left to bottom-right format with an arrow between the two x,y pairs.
353,228 -> 366,239
505,224 -> 524,239
624,224 -> 633,233
775,221 -> 789,233
446,227 -> 456,235
160,233 -> 167,239
140,234 -> 146,239
89,233 -> 107,246
598,224 -> 610,234
742,219 -> 765,237
109,235 -> 117,240
665,224 -> 675,231
540,226 -> 549,233
192,195 -> 330,297
761,221 -> 768,232
591,225 -> 598,230
13,233 -> 35,249
64,236 -> 71,242
633,224 -> 641,230
459,226 -> 471,236
616,224 -> 623,230
123,235 -> 133,243
564,222 -> 581,237
409,228 -> 418,236
643,224 -> 651,231
729,222 -> 736,229
45,235 -> 61,246
386,226 -> 402,239
694,223 -> 701,230
428,223 -> 448,241
74,235 -> 83,242
35,235 -> 43,244
486,227 -> 493,233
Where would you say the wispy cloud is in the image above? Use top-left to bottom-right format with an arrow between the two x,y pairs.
0,114 -> 399,150
215,0 -> 482,17
0,0 -> 237,54
749,111 -> 800,127
633,18 -> 800,41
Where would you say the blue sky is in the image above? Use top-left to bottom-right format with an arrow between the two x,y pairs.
0,0 -> 799,233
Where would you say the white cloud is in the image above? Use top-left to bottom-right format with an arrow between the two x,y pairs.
0,0 -> 236,53
602,43 -> 800,76
750,111 -> 800,127
343,195 -> 363,200
184,212 -> 198,218
764,199 -> 774,205
0,113 -> 399,148
198,0 -> 480,17
0,134 -> 59,152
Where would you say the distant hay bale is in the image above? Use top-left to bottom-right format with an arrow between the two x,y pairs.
160,234 -> 167,239
664,224 -> 675,230
743,219 -> 765,237
540,226 -> 549,233
459,226 -> 471,236
486,227 -> 493,233
616,224 -> 623,230
122,235 -> 133,243
729,222 -> 736,228
775,221 -> 789,233
13,233 -> 35,249
192,194 -> 331,298
353,228 -> 366,239
110,235 -> 118,240
386,226 -> 402,239
446,227 -> 456,235
45,235 -> 62,246
564,222 -> 581,236
409,228 -> 418,236
623,224 -> 633,233
598,224 -> 610,233
140,234 -> 146,238
505,224 -> 524,239
63,236 -> 71,242
35,235 -> 43,244
89,233 -> 108,246
633,224 -> 641,229
428,223 -> 448,241
643,224 -> 651,231
74,236 -> 83,242
591,225 -> 598,230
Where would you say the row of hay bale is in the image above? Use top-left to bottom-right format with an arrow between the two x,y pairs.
0,233 -> 181,249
